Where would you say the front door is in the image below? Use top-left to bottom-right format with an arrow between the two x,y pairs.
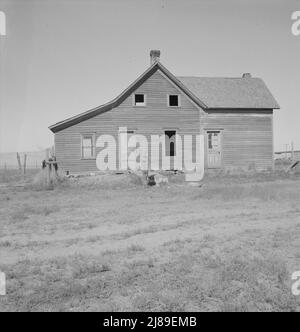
207,131 -> 222,168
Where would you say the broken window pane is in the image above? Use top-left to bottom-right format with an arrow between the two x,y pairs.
134,94 -> 145,106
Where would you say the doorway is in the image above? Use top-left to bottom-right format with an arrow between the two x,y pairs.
207,131 -> 222,168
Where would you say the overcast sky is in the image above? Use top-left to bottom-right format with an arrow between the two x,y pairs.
0,0 -> 299,153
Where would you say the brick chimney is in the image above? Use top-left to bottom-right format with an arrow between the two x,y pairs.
150,50 -> 161,65
242,73 -> 252,78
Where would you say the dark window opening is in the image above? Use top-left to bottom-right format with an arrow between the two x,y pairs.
165,130 -> 176,157
134,94 -> 145,106
169,95 -> 179,107
208,133 -> 213,150
170,141 -> 175,157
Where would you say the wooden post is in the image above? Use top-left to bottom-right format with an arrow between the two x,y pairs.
16,153 -> 22,173
53,158 -> 58,177
291,142 -> 295,162
23,154 -> 27,175
45,149 -> 50,186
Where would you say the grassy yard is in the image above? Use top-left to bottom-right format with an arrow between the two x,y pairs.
0,168 -> 300,312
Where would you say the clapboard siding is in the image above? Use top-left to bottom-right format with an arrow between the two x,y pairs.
203,110 -> 274,170
55,70 -> 275,173
55,71 -> 200,173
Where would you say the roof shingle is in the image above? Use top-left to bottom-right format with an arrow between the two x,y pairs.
177,76 -> 280,109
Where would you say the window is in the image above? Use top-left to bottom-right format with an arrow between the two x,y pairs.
208,133 -> 213,150
134,94 -> 146,106
165,130 -> 176,157
81,134 -> 95,159
207,132 -> 220,151
168,95 -> 179,107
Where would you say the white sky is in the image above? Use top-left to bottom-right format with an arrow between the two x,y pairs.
0,0 -> 300,153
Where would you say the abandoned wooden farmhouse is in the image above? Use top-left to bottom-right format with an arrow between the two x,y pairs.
49,50 -> 280,174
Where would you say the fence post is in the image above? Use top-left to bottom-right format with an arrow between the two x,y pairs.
45,149 -> 50,186
16,153 -> 22,173
23,154 -> 27,175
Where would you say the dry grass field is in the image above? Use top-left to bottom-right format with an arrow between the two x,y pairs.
0,166 -> 300,312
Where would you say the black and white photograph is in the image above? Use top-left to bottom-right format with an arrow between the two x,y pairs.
0,0 -> 300,315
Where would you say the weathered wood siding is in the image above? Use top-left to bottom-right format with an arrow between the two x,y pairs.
203,110 -> 274,171
54,70 -> 275,173
55,70 -> 200,173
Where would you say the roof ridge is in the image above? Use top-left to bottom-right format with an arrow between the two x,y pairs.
177,76 -> 280,109
177,76 -> 260,79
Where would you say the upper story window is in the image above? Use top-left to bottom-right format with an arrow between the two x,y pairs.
81,134 -> 95,159
134,94 -> 146,106
168,95 -> 180,107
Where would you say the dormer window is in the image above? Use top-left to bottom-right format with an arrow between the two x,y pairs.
168,95 -> 180,107
134,94 -> 146,106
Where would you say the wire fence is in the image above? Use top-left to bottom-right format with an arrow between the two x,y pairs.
0,162 -> 41,170
0,151 -> 48,171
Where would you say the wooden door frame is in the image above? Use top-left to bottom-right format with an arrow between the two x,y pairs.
205,129 -> 223,169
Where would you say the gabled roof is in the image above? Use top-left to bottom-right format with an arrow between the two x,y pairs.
49,62 -> 207,133
49,62 -> 280,133
177,76 -> 280,110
